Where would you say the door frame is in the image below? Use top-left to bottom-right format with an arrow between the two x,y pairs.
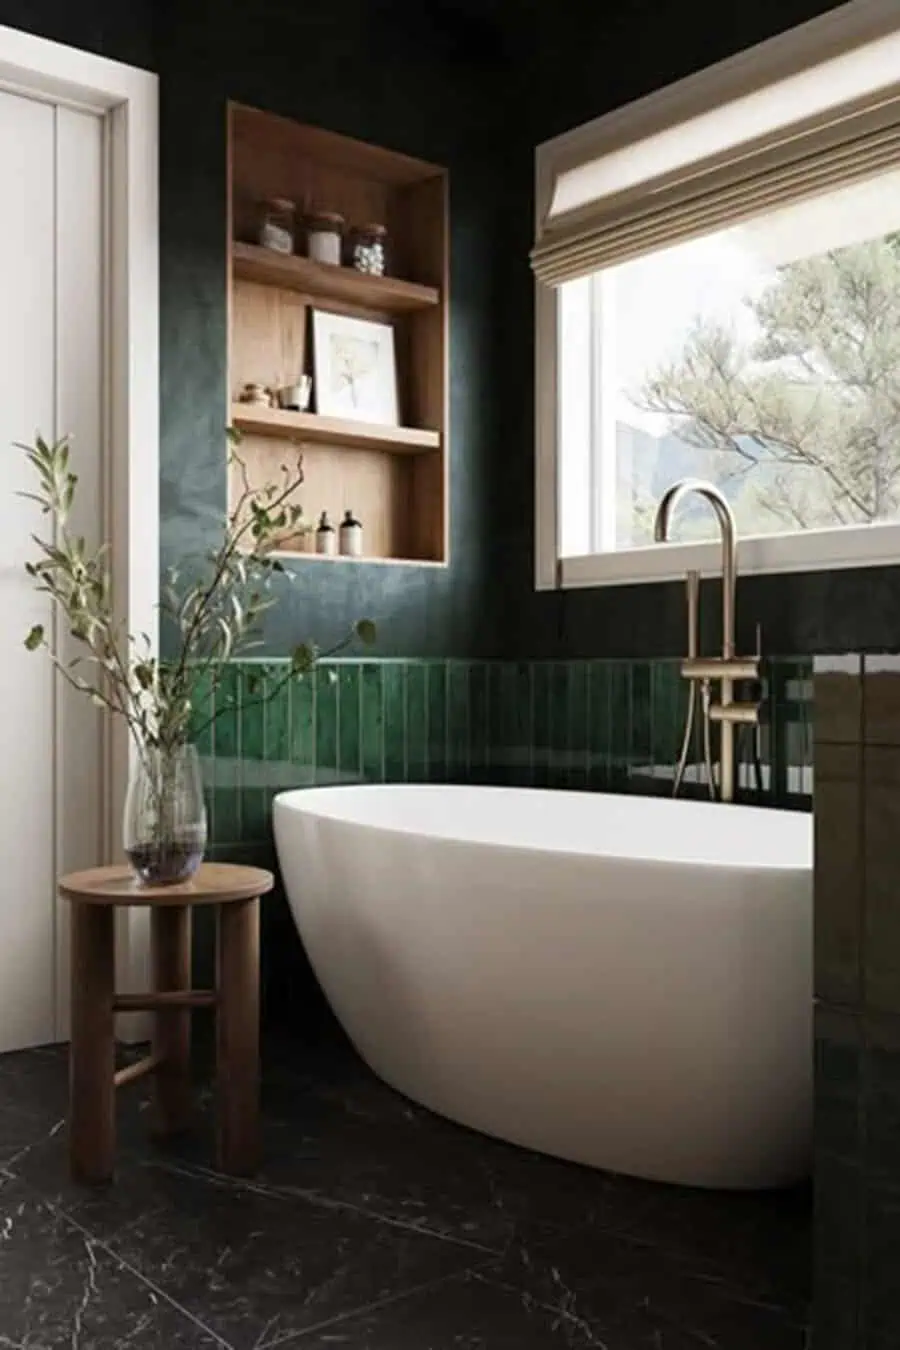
0,25 -> 159,1039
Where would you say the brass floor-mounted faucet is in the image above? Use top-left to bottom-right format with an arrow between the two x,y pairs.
653,479 -> 760,804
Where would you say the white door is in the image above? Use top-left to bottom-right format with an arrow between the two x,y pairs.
0,89 -> 104,1053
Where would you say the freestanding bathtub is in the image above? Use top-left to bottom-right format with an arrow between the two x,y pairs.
273,785 -> 813,1190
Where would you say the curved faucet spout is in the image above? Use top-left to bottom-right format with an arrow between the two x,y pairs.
653,479 -> 736,659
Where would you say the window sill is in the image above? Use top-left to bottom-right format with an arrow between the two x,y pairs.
551,521 -> 900,590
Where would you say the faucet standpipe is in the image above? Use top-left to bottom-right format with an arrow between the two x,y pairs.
653,479 -> 761,804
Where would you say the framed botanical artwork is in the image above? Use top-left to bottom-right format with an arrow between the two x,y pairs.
311,309 -> 399,426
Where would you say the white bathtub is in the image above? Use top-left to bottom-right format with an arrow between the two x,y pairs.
273,785 -> 813,1190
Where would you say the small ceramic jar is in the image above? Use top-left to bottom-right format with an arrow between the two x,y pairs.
239,382 -> 273,407
258,199 -> 295,255
276,376 -> 312,412
306,211 -> 344,266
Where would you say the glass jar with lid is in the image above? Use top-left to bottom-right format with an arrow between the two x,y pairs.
306,211 -> 344,267
258,198 -> 295,255
348,223 -> 387,276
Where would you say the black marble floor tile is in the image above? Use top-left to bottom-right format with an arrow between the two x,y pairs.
580,1178 -> 812,1316
15,1155 -> 483,1350
0,1101 -> 51,1170
0,1175 -> 223,1348
251,1108 -> 635,1252
485,1226 -> 810,1350
289,1268 -> 597,1348
0,1043 -> 69,1125
238,1036 -> 670,1253
0,1034 -> 813,1349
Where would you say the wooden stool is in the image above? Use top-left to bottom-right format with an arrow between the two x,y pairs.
58,862 -> 274,1185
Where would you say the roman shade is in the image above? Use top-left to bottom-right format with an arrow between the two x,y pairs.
532,34 -> 900,287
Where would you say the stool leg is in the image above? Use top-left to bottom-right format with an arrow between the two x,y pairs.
151,905 -> 193,1136
69,902 -> 115,1184
215,897 -> 260,1175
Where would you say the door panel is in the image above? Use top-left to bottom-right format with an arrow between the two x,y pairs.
54,105 -> 105,1040
0,92 -> 103,1052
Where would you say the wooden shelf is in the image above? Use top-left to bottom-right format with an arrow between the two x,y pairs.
267,549 -> 447,568
231,403 -> 440,454
232,241 -> 440,313
229,105 -> 448,565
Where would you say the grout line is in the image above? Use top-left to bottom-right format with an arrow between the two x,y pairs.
258,1267 -> 483,1348
36,1194 -> 235,1350
151,1156 -> 497,1257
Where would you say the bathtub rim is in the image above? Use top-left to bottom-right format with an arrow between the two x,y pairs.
273,783 -> 812,876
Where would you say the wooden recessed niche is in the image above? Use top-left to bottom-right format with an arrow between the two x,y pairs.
228,104 -> 449,565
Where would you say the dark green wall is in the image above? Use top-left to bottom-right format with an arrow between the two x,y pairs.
497,0 -> 900,662
158,0 -> 510,660
0,0 -> 156,68
6,0 -> 897,665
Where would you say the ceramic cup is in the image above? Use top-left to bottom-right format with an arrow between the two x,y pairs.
276,376 -> 312,412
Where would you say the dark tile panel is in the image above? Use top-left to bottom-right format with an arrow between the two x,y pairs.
814,742 -> 863,1006
864,657 -> 900,746
814,656 -> 864,747
864,745 -> 900,1014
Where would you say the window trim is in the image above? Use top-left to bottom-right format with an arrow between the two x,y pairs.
534,0 -> 900,592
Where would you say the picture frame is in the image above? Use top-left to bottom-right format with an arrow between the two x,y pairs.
311,309 -> 399,426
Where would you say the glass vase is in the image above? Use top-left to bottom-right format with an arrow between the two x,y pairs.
124,742 -> 208,886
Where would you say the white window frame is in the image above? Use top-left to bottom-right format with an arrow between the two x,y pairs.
535,0 -> 900,591
0,24 -> 158,1036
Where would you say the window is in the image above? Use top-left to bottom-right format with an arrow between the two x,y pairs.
534,0 -> 900,589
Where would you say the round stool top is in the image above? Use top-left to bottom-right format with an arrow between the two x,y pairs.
58,862 -> 274,907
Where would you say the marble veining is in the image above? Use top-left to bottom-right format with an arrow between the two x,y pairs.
0,1034 -> 811,1348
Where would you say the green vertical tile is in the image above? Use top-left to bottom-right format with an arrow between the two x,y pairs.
567,661 -> 589,788
361,662 -> 384,782
265,667 -> 291,764
488,662 -> 515,782
588,660 -> 611,789
315,665 -> 338,783
512,662 -> 535,786
609,662 -> 631,775
631,661 -> 653,766
289,672 -> 315,781
383,663 -> 407,782
427,661 -> 448,782
532,661 -> 552,786
337,664 -> 361,784
189,667 -> 215,755
239,664 -> 266,761
212,786 -> 242,846
406,665 -> 428,783
241,787 -> 270,843
549,662 -> 570,785
469,663 -> 489,779
651,661 -> 683,771
213,664 -> 241,760
446,661 -> 470,780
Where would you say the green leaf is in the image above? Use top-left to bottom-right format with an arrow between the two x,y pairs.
24,624 -> 44,651
291,642 -> 316,674
355,618 -> 377,646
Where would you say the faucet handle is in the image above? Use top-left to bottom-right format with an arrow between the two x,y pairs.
682,656 -> 760,682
